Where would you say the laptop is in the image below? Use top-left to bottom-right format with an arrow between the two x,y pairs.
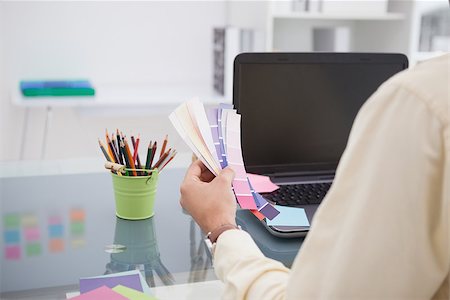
233,52 -> 408,237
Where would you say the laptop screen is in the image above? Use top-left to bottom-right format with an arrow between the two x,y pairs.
234,53 -> 407,175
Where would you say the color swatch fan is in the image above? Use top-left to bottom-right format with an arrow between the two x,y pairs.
169,100 -> 280,220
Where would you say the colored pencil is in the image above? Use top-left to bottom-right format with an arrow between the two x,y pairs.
150,141 -> 157,168
160,134 -> 168,158
98,139 -> 113,162
105,129 -> 118,163
110,133 -> 121,164
131,135 -> 142,168
159,149 -> 177,171
119,140 -> 131,176
123,139 -> 137,176
116,129 -> 124,164
145,141 -> 153,170
153,148 -> 170,170
160,156 -> 175,172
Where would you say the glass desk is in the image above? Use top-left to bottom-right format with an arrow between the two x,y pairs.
0,168 -> 303,299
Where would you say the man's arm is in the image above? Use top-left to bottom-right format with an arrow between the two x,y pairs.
180,66 -> 449,299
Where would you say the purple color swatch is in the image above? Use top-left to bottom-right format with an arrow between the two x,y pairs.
79,273 -> 143,294
255,193 -> 280,220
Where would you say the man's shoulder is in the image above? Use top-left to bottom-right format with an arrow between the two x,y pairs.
387,54 -> 449,124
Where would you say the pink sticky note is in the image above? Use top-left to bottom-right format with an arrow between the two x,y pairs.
24,227 -> 40,241
48,215 -> 62,225
236,195 -> 257,210
247,173 -> 280,193
5,245 -> 21,260
72,286 -> 127,300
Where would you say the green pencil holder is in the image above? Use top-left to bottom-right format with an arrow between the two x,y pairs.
111,170 -> 159,220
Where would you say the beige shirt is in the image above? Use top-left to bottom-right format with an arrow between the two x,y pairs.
214,54 -> 450,300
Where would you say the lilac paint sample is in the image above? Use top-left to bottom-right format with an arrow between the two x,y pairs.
79,273 -> 143,294
259,203 -> 281,220
248,182 -> 261,208
218,103 -> 233,168
206,108 -> 223,165
254,193 -> 280,220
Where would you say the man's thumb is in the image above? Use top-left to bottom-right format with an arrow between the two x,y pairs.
217,167 -> 235,184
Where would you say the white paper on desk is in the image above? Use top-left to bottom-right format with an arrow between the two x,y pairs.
169,111 -> 216,174
186,100 -> 221,169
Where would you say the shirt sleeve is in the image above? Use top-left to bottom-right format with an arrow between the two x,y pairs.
213,79 -> 449,299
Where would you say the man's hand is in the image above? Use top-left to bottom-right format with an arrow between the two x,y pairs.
180,160 -> 237,233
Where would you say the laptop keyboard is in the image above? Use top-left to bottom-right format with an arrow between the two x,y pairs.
261,182 -> 332,206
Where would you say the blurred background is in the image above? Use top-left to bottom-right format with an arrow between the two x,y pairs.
0,0 -> 448,172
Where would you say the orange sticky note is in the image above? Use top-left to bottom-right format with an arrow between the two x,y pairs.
49,238 -> 64,252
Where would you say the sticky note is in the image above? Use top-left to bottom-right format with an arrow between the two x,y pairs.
4,214 -> 20,229
5,245 -> 21,260
266,205 -> 310,227
113,285 -> 156,300
24,227 -> 40,241
25,243 -> 42,256
49,238 -> 64,252
49,224 -> 64,238
71,238 -> 86,248
70,222 -> 84,236
247,173 -> 280,193
48,215 -> 63,225
79,272 -> 143,294
72,286 -> 127,300
22,214 -> 38,227
70,209 -> 85,221
4,230 -> 20,244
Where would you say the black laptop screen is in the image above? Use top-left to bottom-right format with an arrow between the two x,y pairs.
234,56 -> 406,175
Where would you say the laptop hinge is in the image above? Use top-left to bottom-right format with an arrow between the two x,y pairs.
268,171 -> 335,185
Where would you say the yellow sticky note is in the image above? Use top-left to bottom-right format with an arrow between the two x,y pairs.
112,285 -> 156,300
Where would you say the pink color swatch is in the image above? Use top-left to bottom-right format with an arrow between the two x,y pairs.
247,173 -> 280,193
72,286 -> 128,300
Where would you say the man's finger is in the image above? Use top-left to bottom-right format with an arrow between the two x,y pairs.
215,167 -> 235,185
184,160 -> 203,181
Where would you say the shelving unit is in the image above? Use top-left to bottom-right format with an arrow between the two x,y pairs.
12,84 -> 227,108
262,0 -> 449,65
271,12 -> 405,21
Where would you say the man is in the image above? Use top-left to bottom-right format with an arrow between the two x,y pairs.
180,54 -> 449,299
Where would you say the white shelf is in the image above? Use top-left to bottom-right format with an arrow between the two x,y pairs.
272,12 -> 405,21
11,84 -> 228,108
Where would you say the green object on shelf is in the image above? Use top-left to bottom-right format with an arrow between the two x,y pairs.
111,171 -> 159,220
22,88 -> 95,97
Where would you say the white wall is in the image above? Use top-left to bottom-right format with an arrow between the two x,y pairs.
0,1 -> 227,161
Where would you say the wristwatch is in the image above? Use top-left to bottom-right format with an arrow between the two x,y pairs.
204,224 -> 241,255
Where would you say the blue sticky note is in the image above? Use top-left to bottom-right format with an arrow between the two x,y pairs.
4,230 -> 20,244
48,224 -> 64,238
266,205 -> 310,227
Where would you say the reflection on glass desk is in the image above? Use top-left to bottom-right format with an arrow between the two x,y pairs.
0,168 -> 303,299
